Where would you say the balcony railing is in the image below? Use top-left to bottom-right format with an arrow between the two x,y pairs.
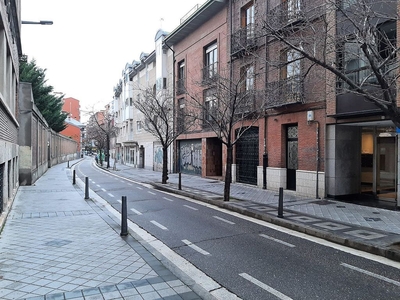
265,75 -> 304,108
231,24 -> 258,56
176,78 -> 186,95
234,90 -> 257,115
202,63 -> 219,84
269,0 -> 305,27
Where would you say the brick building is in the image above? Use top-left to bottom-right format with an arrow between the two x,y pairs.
0,0 -> 21,217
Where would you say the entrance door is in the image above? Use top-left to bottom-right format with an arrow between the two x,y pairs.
287,125 -> 298,191
376,136 -> 396,200
236,127 -> 259,185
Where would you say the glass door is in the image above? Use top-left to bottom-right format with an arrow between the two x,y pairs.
376,135 -> 396,201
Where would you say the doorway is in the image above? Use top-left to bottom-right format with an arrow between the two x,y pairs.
361,127 -> 397,202
287,125 -> 298,191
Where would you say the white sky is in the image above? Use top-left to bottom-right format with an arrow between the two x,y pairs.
21,0 -> 207,121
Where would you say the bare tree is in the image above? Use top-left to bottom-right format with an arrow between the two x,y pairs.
186,67 -> 265,202
133,87 -> 192,184
86,109 -> 118,168
260,0 -> 400,125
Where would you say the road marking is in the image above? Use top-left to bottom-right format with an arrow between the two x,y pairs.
101,188 -> 106,192
128,183 -> 132,186
239,273 -> 293,300
136,187 -> 143,190
259,234 -> 296,248
130,208 -> 142,215
182,239 -> 210,256
117,200 -> 122,204
151,220 -> 168,230
148,191 -> 156,195
96,184 -> 101,188
163,197 -> 174,202
91,181 -> 96,184
184,205 -> 198,211
108,193 -> 114,198
341,263 -> 400,287
213,216 -> 235,225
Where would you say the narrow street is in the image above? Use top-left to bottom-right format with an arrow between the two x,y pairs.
76,158 -> 400,300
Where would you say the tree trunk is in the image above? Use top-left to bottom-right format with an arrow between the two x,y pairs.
224,145 -> 233,202
106,135 -> 110,169
162,146 -> 169,184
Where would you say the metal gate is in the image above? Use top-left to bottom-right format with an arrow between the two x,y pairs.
287,125 -> 298,190
0,163 -> 4,213
236,127 -> 259,185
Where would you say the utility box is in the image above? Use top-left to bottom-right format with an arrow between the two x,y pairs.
307,110 -> 314,122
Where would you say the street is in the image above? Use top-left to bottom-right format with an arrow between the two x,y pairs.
76,158 -> 400,300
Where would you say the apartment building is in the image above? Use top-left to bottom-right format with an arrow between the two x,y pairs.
113,30 -> 173,172
164,0 -> 229,178
0,0 -> 21,215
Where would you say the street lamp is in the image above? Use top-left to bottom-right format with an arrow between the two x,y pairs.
22,20 -> 53,25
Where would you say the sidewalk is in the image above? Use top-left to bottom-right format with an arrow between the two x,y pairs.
0,160 -> 204,300
106,159 -> 400,262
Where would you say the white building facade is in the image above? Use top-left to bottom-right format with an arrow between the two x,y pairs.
112,30 -> 174,172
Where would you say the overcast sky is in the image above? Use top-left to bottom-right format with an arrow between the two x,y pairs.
21,0 -> 207,120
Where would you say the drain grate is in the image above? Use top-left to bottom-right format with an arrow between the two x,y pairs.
364,217 -> 382,222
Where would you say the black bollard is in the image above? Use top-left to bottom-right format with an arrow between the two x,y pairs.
120,196 -> 128,236
84,177 -> 89,199
277,187 -> 284,218
178,172 -> 182,190
67,160 -> 70,168
73,170 -> 76,185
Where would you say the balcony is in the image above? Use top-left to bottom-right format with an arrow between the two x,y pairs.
231,24 -> 258,57
202,63 -> 218,84
176,78 -> 186,95
234,90 -> 257,115
265,75 -> 304,108
268,0 -> 305,28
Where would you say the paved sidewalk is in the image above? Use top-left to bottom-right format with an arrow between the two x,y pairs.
105,159 -> 400,262
0,161 -> 202,300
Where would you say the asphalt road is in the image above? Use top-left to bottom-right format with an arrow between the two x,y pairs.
76,159 -> 400,299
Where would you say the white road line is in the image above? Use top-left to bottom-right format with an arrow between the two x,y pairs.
148,191 -> 156,195
213,216 -> 235,225
96,184 -> 101,188
101,188 -> 106,192
108,193 -> 114,198
117,199 -> 122,204
259,234 -> 296,248
163,197 -> 174,202
239,273 -> 293,300
130,208 -> 142,215
91,181 -> 96,184
182,239 -> 210,256
136,187 -> 143,190
151,220 -> 168,230
128,183 -> 132,186
341,263 -> 400,287
184,205 -> 198,211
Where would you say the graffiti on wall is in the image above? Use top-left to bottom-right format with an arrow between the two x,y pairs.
180,140 -> 202,175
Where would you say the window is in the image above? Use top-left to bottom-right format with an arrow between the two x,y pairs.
137,121 -> 142,131
287,0 -> 301,20
204,89 -> 217,122
177,60 -> 185,95
280,49 -> 302,103
241,64 -> 255,91
204,43 -> 218,80
177,98 -> 185,132
241,2 -> 255,39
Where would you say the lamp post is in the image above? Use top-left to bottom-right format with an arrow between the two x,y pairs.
22,20 -> 53,25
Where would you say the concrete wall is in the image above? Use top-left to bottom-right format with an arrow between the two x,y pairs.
18,82 -> 78,185
326,125 -> 361,197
